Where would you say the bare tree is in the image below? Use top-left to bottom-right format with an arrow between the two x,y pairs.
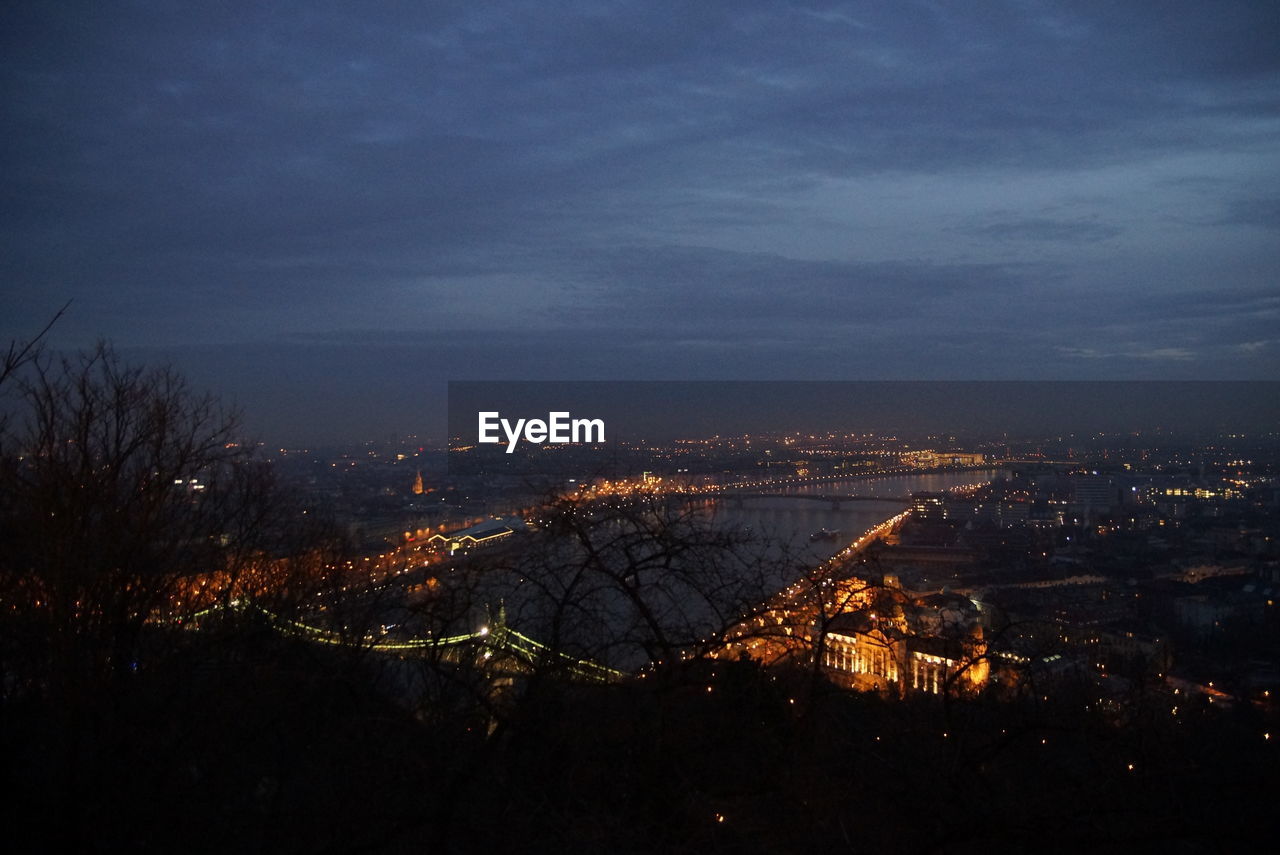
483,488 -> 786,674
0,300 -> 69,391
0,342 -> 275,702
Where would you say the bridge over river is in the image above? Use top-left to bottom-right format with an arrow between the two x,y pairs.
683,463 -> 991,510
185,601 -> 622,683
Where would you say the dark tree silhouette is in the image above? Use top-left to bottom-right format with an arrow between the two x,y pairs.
0,342 -> 301,851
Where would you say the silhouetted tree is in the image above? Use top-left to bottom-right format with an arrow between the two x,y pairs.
0,342 -> 302,851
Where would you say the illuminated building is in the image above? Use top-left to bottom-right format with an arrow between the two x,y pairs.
900,450 -> 986,468
821,591 -> 988,695
426,517 -> 524,554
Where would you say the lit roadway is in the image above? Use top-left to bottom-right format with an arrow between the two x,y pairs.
712,507 -> 913,666
562,462 -> 993,505
711,473 -> 993,666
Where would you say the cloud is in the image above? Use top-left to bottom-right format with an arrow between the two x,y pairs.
962,218 -> 1122,243
1235,339 -> 1274,354
1132,347 -> 1196,362
1218,198 -> 1280,230
1134,288 -> 1280,323
559,244 -> 1024,330
3,0 -> 1279,441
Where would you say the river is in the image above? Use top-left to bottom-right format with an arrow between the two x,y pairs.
706,468 -> 1003,563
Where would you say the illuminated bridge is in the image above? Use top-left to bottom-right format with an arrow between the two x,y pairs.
186,602 -> 622,683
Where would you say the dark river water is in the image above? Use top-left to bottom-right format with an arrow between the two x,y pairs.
705,468 -> 1003,563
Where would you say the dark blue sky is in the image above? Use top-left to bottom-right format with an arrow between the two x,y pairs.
3,1 -> 1278,443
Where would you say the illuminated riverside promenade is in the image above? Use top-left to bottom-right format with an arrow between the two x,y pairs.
711,474 -> 994,667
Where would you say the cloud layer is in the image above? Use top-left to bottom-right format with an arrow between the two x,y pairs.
2,1 -> 1278,440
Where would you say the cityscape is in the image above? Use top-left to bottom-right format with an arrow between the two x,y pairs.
6,366 -> 1277,851
4,1 -> 1279,852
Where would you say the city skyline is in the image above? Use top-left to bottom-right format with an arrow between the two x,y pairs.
447,381 -> 1280,448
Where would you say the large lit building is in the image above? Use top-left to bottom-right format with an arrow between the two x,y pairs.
821,590 -> 989,696
427,517 -> 524,553
900,450 -> 986,468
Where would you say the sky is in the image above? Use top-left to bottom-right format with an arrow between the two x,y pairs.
2,1 -> 1278,444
